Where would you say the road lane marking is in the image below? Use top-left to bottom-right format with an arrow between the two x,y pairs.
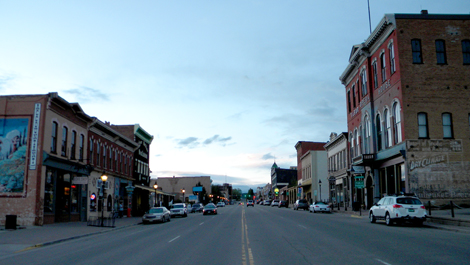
241,207 -> 254,265
168,236 -> 180,243
298,225 -> 307,229
376,259 -> 392,265
199,222 -> 204,225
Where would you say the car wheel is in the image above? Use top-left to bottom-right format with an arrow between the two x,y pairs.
385,213 -> 393,226
369,212 -> 376,223
184,213 -> 187,217
415,220 -> 424,226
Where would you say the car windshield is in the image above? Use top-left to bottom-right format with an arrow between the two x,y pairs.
315,202 -> 326,205
397,198 -> 422,205
149,208 -> 163,213
172,205 -> 184,209
205,204 -> 215,209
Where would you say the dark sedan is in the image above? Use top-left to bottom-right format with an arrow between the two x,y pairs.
190,203 -> 203,213
203,203 -> 218,215
278,200 -> 288,208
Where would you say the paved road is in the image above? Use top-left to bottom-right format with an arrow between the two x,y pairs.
1,205 -> 469,264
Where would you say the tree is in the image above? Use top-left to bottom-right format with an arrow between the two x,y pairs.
248,188 -> 254,199
232,188 -> 242,201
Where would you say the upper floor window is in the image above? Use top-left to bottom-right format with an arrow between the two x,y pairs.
124,156 -> 127,174
435,40 -> 447,65
418,113 -> 429,138
384,109 -> 391,148
442,113 -> 453,139
61,126 -> 68,157
360,70 -> 367,97
411,39 -> 423,64
393,102 -> 402,144
355,129 -> 361,157
389,42 -> 396,74
376,114 -> 382,152
372,61 -> 378,89
96,143 -> 100,166
109,148 -> 113,171
380,53 -> 386,82
352,85 -> 357,108
462,40 -> 470,65
350,134 -> 355,161
70,131 -> 77,160
364,116 -> 371,154
103,146 -> 107,168
347,90 -> 352,113
51,121 -> 58,153
79,134 -> 84,162
89,139 -> 94,164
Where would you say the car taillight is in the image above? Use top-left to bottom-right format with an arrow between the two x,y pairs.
420,206 -> 425,209
392,204 -> 403,208
326,205 -> 330,208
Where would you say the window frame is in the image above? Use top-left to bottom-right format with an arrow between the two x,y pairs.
442,113 -> 454,139
372,60 -> 378,89
360,70 -> 367,97
376,114 -> 382,152
352,85 -> 357,108
61,126 -> 68,157
51,121 -> 58,153
380,53 -> 386,82
418,112 -> 429,139
389,42 -> 396,74
70,130 -> 77,160
435,39 -> 447,65
79,134 -> 84,162
462,40 -> 470,65
411,39 -> 423,64
393,102 -> 402,144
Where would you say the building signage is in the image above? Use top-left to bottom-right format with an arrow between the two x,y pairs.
354,176 -> 364,189
409,155 -> 447,171
72,176 -> 88,185
29,103 -> 41,170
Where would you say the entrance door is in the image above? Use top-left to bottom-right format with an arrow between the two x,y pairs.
55,173 -> 71,222
366,177 -> 373,209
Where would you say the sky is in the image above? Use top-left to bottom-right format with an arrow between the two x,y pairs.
1,1 -> 469,192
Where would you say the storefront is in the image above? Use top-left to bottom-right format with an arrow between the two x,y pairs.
43,153 -> 91,224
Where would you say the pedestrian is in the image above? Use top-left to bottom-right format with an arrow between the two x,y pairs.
119,202 -> 123,218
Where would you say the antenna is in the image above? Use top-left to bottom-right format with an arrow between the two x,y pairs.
367,0 -> 372,34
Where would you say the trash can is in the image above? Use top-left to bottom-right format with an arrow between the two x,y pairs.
5,215 -> 17,230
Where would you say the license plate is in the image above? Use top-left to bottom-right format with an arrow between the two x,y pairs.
408,209 -> 415,212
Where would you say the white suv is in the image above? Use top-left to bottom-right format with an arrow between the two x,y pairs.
170,203 -> 188,217
369,195 -> 427,226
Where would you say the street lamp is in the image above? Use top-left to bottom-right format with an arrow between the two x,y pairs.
100,173 -> 108,227
318,179 -> 322,202
153,184 -> 158,207
181,188 -> 185,203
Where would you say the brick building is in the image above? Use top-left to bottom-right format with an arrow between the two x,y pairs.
340,11 -> 470,208
294,141 -> 327,202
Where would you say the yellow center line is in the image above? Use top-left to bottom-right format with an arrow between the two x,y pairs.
241,207 -> 254,265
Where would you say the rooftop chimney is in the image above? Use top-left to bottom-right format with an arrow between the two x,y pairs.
421,10 -> 428,15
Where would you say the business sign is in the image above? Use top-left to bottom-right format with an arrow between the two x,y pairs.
352,166 -> 365,174
354,176 -> 364,189
193,186 -> 203,192
29,103 -> 41,170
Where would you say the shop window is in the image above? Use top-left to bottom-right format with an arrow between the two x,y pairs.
51,121 -> 58,153
71,184 -> 79,213
44,171 -> 55,213
107,194 -> 113,211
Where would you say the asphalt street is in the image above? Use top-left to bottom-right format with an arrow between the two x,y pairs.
1,205 -> 469,265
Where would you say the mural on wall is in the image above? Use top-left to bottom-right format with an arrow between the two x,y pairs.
0,118 -> 29,193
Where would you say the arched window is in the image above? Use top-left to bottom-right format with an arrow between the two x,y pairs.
376,114 -> 382,152
361,70 -> 368,97
380,53 -> 386,82
364,115 -> 371,154
384,109 -> 391,148
350,133 -> 354,161
389,42 -> 396,74
355,129 -> 360,157
393,102 -> 402,144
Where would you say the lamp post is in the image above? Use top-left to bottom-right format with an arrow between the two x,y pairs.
153,184 -> 158,207
181,188 -> 185,203
100,173 -> 108,227
318,179 -> 322,202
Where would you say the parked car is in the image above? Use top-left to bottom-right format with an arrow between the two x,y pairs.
203,203 -> 218,215
142,207 -> 171,224
263,200 -> 271,206
309,201 -> 332,213
294,199 -> 309,211
170,203 -> 188,217
190,203 -> 203,213
271,200 -> 279,207
246,200 -> 254,207
217,202 -> 225,207
278,200 -> 288,208
369,195 -> 427,226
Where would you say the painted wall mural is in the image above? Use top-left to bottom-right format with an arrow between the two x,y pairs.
0,118 -> 29,193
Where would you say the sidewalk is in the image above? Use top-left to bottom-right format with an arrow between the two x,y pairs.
0,217 -> 142,255
332,206 -> 470,233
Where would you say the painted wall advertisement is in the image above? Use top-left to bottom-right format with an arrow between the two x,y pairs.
0,118 -> 29,193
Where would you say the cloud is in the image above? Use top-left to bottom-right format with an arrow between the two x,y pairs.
262,153 -> 275,160
0,74 -> 14,91
177,137 -> 200,148
63,86 -> 110,103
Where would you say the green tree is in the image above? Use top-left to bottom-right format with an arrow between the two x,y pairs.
248,188 -> 254,199
232,188 -> 242,201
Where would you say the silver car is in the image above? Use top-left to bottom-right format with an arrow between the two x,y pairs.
369,195 -> 427,226
142,207 -> 171,224
170,203 -> 188,217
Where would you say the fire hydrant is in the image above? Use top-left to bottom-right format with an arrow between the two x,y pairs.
127,208 -> 131,217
